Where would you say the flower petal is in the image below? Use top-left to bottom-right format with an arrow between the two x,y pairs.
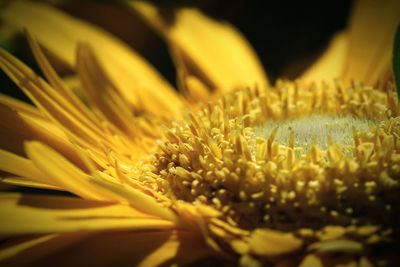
0,235 -> 57,262
89,175 -> 178,223
129,1 -> 269,93
24,141 -> 106,200
0,102 -> 87,169
2,1 -> 184,115
1,176 -> 62,191
342,0 -> 400,85
24,30 -> 101,130
25,141 -> 178,223
0,193 -> 174,235
299,254 -> 324,267
0,93 -> 43,119
0,233 -> 91,267
301,31 -> 348,83
1,230 -> 209,267
248,228 -> 303,258
0,148 -> 54,186
0,49 -> 104,148
136,231 -> 210,267
0,48 -> 138,158
76,43 -> 143,135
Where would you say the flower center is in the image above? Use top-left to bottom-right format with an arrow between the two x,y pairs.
253,114 -> 376,154
150,83 -> 400,232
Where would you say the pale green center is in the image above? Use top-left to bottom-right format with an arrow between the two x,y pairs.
254,114 -> 377,152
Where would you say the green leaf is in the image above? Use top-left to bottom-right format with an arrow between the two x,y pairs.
393,24 -> 400,97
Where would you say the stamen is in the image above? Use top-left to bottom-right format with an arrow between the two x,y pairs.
150,81 -> 400,233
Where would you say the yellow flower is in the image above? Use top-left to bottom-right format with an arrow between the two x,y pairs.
0,1 -> 399,266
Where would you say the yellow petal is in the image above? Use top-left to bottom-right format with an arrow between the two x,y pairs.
249,228 -> 303,258
0,93 -> 43,119
89,175 -> 178,223
0,47 -> 150,160
2,230 -> 208,267
0,233 -> 92,267
137,231 -> 210,267
62,75 -> 84,100
359,257 -> 374,267
1,176 -> 62,191
24,30 -> 101,130
183,75 -> 212,102
0,193 -> 174,235
2,1 -> 184,116
299,254 -> 323,267
0,102 -> 87,169
301,31 -> 348,83
76,43 -> 138,135
171,44 -> 212,101
342,0 -> 400,85
24,141 -> 106,200
130,1 -> 268,93
308,239 -> 363,254
0,49 -> 125,156
0,234 -> 57,262
0,149 -> 55,186
0,102 -> 38,155
24,141 -> 178,223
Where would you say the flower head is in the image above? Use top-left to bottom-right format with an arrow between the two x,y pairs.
0,1 -> 400,267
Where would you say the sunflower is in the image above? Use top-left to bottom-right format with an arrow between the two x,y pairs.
0,1 -> 400,266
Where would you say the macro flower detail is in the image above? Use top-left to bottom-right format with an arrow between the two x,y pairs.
150,81 -> 400,265
0,1 -> 400,267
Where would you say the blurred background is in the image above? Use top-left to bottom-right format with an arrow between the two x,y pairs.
0,0 -> 353,99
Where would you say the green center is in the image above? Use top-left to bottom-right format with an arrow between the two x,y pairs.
254,114 -> 377,152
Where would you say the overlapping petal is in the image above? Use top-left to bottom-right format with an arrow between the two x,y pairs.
1,1 -> 184,116
128,1 -> 269,95
0,193 -> 174,235
0,229 -> 210,267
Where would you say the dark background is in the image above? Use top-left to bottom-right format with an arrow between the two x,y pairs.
0,0 -> 353,99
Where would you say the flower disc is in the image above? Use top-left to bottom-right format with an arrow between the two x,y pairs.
149,81 -> 400,264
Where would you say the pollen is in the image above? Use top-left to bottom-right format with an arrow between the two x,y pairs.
151,81 -> 400,234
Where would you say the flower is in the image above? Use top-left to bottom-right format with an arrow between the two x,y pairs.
0,1 -> 400,267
